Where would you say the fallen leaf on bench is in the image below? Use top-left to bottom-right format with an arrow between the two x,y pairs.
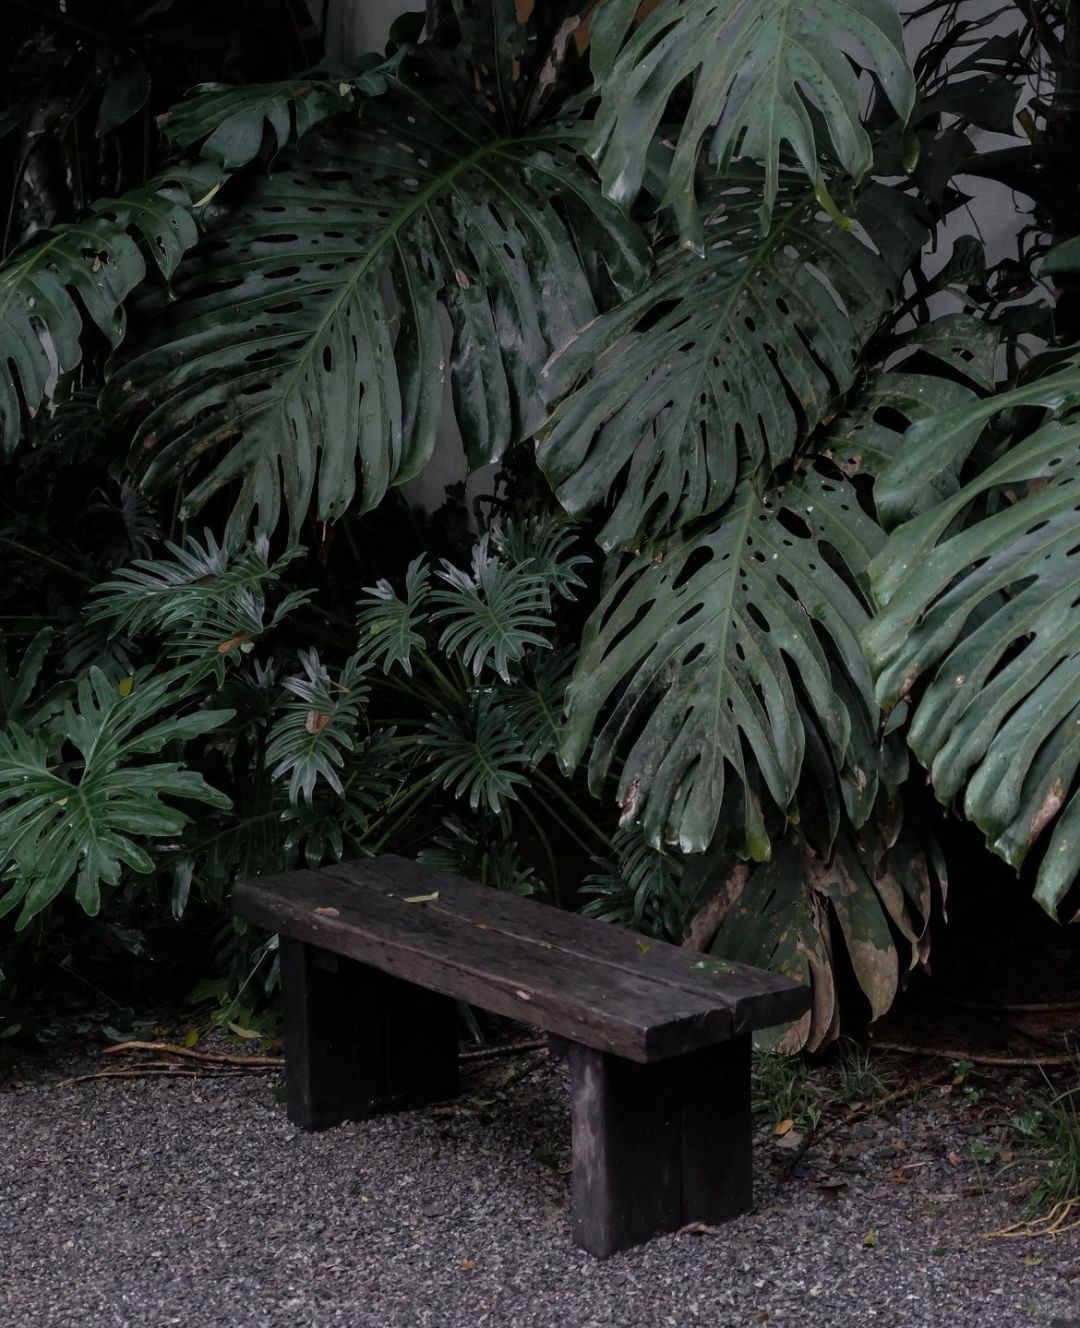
402,892 -> 439,903
313,907 -> 340,917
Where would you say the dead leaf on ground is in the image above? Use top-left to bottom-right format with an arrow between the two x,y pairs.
460,1259 -> 476,1271
774,1118 -> 794,1137
946,1149 -> 964,1167
863,1230 -> 878,1248
677,1221 -> 725,1237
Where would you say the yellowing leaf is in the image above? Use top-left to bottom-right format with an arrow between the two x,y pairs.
402,892 -> 439,903
227,1021 -> 261,1040
863,1230 -> 878,1248
774,1118 -> 794,1137
637,940 -> 650,955
118,675 -> 135,697
182,1027 -> 200,1049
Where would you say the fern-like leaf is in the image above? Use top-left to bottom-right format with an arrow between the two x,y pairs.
0,668 -> 231,928
424,696 -> 529,813
356,556 -> 430,676
431,534 -> 552,682
266,650 -> 370,802
89,533 -> 309,677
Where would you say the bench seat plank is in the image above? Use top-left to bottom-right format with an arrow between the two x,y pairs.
320,856 -> 807,1037
234,856 -> 808,1063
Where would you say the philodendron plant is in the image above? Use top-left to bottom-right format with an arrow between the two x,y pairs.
2,0 -> 1077,1049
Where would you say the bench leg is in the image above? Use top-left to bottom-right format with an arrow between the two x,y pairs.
568,1035 -> 752,1257
278,937 -> 460,1131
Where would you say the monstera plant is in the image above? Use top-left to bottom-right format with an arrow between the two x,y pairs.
1,0 -> 1077,1049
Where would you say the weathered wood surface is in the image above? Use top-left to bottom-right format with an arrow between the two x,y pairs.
568,1035 -> 752,1257
235,855 -> 808,1062
279,939 -> 459,1131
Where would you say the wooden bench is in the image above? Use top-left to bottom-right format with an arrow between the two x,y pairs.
234,855 -> 809,1257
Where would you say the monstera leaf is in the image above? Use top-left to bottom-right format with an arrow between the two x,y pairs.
538,174 -> 924,551
562,462 -> 885,856
0,163 -> 220,456
588,0 -> 914,238
825,312 -> 997,520
685,810 -> 941,1051
866,363 -> 1080,918
106,72 -> 649,535
426,1 -> 595,125
161,77 -> 360,169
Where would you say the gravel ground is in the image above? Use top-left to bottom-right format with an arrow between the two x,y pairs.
2,1045 -> 1078,1328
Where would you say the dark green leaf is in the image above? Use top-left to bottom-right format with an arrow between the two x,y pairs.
107,75 -> 649,534
539,175 -> 924,550
588,0 -> 914,239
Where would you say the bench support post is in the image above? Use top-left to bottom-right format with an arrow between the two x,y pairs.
279,937 -> 460,1131
568,1035 -> 752,1257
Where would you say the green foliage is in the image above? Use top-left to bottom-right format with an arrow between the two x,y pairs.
356,557 -> 431,676
266,650 -> 370,802
160,77 -> 358,169
588,0 -> 914,238
1011,1080 -> 1080,1213
563,465 -> 886,857
582,827 -> 693,941
0,666 -> 231,929
0,163 -> 220,455
418,816 -> 539,896
105,73 -> 649,535
539,174 -> 925,551
867,360 -> 1080,918
89,533 -> 311,679
3,0 -> 1077,1053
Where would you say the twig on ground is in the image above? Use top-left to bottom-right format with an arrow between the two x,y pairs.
55,1067 -> 253,1089
984,1197 -> 1080,1239
872,1041 -> 1078,1068
103,1040 -> 284,1068
459,1038 -> 548,1064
